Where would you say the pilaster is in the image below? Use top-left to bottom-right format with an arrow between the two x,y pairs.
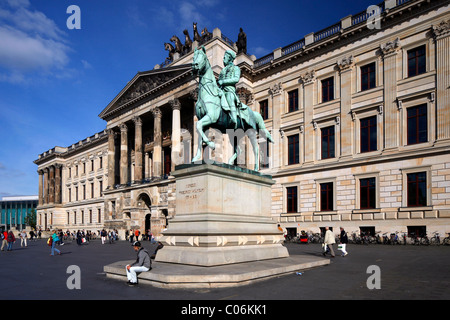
337,56 -> 354,158
380,38 -> 401,151
268,83 -> 283,169
300,71 -> 316,164
433,20 -> 450,143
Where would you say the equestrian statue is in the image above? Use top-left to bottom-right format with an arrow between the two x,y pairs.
191,46 -> 274,171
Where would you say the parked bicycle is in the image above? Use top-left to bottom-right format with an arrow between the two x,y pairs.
429,231 -> 441,245
443,233 -> 450,246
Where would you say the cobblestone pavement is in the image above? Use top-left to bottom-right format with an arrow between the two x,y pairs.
1,238 -> 448,303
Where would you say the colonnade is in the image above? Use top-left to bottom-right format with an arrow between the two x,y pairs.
37,164 -> 62,206
107,98 -> 184,189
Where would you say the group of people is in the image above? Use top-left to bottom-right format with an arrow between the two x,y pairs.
100,229 -> 119,244
322,227 -> 349,258
125,229 -> 157,243
1,229 -> 41,251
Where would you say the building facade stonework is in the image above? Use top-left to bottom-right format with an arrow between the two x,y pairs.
35,0 -> 450,240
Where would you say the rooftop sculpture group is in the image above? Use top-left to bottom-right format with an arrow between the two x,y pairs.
164,24 -> 247,64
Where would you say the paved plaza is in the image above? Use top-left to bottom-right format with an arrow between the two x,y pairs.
0,238 -> 448,303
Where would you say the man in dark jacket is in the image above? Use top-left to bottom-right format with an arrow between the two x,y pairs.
126,241 -> 151,286
339,227 -> 349,257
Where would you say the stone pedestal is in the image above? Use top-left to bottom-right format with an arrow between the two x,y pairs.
155,163 -> 289,266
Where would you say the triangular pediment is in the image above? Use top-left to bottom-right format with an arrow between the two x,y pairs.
99,64 -> 192,120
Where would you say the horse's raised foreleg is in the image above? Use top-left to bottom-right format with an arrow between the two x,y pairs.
192,115 -> 215,163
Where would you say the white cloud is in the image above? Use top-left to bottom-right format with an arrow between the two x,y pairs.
0,26 -> 69,71
0,3 -> 71,82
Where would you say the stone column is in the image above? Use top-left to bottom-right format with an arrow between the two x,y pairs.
133,116 -> 143,183
107,129 -> 116,189
38,170 -> 44,206
120,123 -> 128,185
300,71 -> 316,164
170,99 -> 181,171
433,20 -> 450,142
152,107 -> 162,177
144,152 -> 150,179
55,164 -> 61,204
380,38 -> 401,150
49,165 -> 55,204
43,168 -> 49,204
268,83 -> 283,169
337,56 -> 354,158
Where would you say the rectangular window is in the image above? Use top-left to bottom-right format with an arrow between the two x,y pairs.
360,116 -> 377,153
288,134 -> 299,165
99,157 -> 103,169
408,45 -> 426,78
360,178 -> 376,209
407,104 -> 427,145
321,126 -> 335,159
322,77 -> 334,103
407,172 -> 427,207
98,209 -> 102,223
91,183 -> 94,199
286,186 -> 298,213
361,62 -> 376,91
260,100 -> 269,120
68,188 -> 71,203
288,89 -> 299,112
320,182 -> 333,211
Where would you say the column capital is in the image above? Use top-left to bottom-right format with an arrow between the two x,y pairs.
120,123 -> 128,132
152,107 -> 162,118
298,70 -> 316,86
38,169 -> 44,175
133,116 -> 143,126
433,19 -> 450,40
268,82 -> 283,97
380,37 -> 401,58
107,128 -> 117,136
169,99 -> 181,111
337,55 -> 354,73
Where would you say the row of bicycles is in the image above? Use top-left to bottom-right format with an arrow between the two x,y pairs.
285,231 -> 450,245
349,231 -> 450,245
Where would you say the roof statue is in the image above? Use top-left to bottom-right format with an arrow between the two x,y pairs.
236,27 -> 247,54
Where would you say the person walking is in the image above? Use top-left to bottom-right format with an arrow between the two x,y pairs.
323,227 -> 336,258
6,230 -> 16,251
50,230 -> 61,256
126,241 -> 151,286
20,230 -> 28,247
100,229 -> 106,244
1,230 -> 8,251
339,227 -> 348,257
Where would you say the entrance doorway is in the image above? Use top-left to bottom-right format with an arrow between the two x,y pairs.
145,214 -> 151,235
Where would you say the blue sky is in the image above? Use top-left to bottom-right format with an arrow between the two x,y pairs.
0,0 -> 378,197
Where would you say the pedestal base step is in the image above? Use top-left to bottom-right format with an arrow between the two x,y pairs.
103,255 -> 330,289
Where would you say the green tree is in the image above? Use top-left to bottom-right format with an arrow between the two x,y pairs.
25,208 -> 37,230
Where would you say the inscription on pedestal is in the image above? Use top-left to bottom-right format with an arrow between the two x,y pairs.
179,183 -> 205,200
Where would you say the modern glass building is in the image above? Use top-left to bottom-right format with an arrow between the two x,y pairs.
0,196 -> 38,231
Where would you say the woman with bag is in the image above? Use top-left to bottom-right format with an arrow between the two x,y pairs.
50,230 -> 61,256
339,227 -> 348,257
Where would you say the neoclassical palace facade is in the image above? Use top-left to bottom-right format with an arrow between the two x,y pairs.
35,0 -> 450,239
